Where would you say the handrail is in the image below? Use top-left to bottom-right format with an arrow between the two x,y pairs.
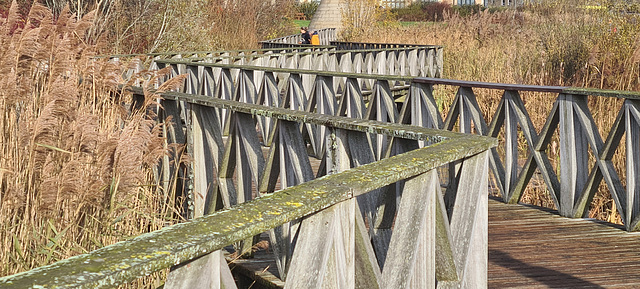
413,77 -> 640,230
99,46 -> 333,60
156,60 -> 415,80
0,87 -> 496,288
159,54 -> 640,231
329,41 -> 424,50
259,28 -> 338,47
415,77 -> 640,98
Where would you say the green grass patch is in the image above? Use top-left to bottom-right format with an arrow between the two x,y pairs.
293,20 -> 311,28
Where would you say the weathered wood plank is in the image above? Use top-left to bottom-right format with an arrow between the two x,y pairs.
558,94 -> 590,216
381,170 -> 438,289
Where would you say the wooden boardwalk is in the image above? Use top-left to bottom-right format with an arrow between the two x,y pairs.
488,198 -> 640,288
228,197 -> 640,288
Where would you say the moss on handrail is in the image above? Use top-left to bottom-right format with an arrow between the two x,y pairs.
0,134 -> 494,289
562,87 -> 640,99
134,87 -> 464,143
0,84 -> 496,288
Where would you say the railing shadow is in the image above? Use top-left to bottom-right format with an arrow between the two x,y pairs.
489,249 -> 605,289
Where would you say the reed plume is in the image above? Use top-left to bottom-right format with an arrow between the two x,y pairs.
0,1 -> 180,278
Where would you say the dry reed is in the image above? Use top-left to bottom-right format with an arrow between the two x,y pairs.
0,2 -> 182,283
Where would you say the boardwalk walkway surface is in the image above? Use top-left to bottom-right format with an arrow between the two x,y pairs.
488,198 -> 640,288
228,198 -> 640,289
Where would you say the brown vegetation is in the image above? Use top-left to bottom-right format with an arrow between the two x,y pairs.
0,2 -> 184,282
0,0 -> 299,279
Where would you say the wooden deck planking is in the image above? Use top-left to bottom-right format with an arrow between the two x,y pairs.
488,198 -> 640,288
226,197 -> 640,288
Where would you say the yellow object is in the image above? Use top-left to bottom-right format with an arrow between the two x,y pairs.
311,34 -> 320,45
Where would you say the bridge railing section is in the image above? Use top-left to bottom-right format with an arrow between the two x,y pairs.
115,45 -> 443,84
156,58 -> 640,232
259,28 -> 337,48
107,47 -> 336,81
200,46 -> 442,78
411,78 -> 640,231
0,86 -> 495,288
154,61 -> 417,159
329,41 -> 424,50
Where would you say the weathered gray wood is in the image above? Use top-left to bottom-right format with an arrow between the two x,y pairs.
282,73 -> 307,111
165,104 -> 234,289
338,78 -> 366,119
201,66 -> 217,97
627,100 -> 640,230
191,104 -> 225,215
404,82 -> 443,130
511,99 -> 562,207
165,251 -> 237,289
256,71 -> 280,145
486,95 -> 508,199
328,129 -> 355,288
158,99 -> 187,200
594,102 -> 629,225
354,206 -> 383,289
233,112 -> 267,255
186,65 -> 200,95
266,120 -> 316,280
285,128 -> 355,288
504,93 -> 519,201
381,170 -> 438,289
343,130 -> 394,268
569,94 -> 608,218
458,88 -> 474,134
365,80 -> 397,160
305,75 -> 337,157
217,68 -> 235,134
445,152 -> 488,288
283,199 -> 355,289
0,110 -> 495,289
434,188 -> 458,282
499,91 -> 542,203
558,94 -> 590,216
408,49 -> 418,76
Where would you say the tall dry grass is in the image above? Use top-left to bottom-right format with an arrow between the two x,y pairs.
0,1 -> 183,281
347,3 -> 640,222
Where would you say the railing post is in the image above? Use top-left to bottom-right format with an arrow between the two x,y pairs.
164,103 -> 234,289
380,169 -> 438,289
439,151 -> 489,288
558,94 -> 590,216
625,100 -> 640,229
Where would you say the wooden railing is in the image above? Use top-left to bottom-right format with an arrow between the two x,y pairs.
259,28 -> 338,47
411,78 -> 640,231
157,57 -> 640,231
0,87 -> 495,288
329,41 -> 424,50
112,44 -> 443,83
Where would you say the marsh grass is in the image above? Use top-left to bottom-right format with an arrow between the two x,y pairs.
346,3 -> 640,222
0,2 -> 184,283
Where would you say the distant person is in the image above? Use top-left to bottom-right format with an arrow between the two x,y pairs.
311,30 -> 320,45
299,27 -> 311,44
